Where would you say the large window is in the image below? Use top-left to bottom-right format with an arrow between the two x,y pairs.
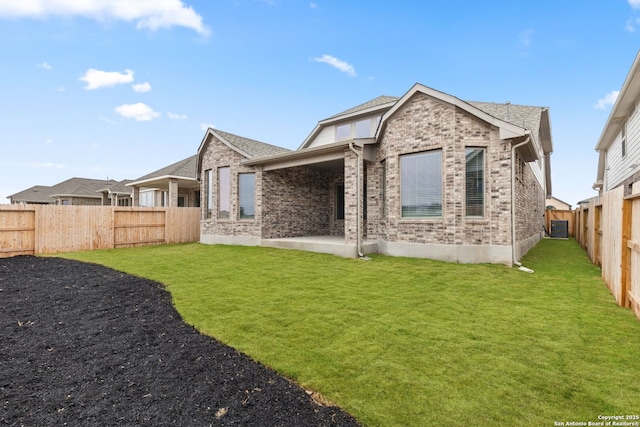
218,167 -> 230,219
238,173 -> 255,219
400,150 -> 442,218
205,169 -> 212,218
465,148 -> 485,217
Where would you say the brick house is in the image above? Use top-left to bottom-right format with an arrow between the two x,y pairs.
197,83 -> 553,265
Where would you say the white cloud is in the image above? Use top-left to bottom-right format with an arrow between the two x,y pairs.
132,82 -> 151,93
630,0 -> 640,8
45,138 -> 53,144
168,112 -> 187,120
626,18 -> 640,32
594,90 -> 620,110
80,68 -> 134,90
115,103 -> 161,121
37,61 -> 52,70
0,0 -> 209,36
312,54 -> 357,77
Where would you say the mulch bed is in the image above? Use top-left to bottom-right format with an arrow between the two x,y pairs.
0,256 -> 360,426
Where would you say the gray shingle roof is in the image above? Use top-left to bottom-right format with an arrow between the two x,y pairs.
213,129 -> 291,159
50,177 -> 119,198
7,185 -> 56,204
325,95 -> 399,120
133,155 -> 197,181
467,101 -> 544,136
97,180 -> 133,195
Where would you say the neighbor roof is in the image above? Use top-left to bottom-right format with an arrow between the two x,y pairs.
50,177 -> 119,199
7,185 -> 56,204
132,155 -> 197,183
97,180 -> 133,195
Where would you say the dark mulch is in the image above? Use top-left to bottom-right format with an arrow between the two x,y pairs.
0,256 -> 360,426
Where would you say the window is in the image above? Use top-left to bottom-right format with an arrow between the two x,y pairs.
355,119 -> 371,138
218,167 -> 230,219
336,183 -> 345,220
622,123 -> 627,158
400,150 -> 442,218
336,123 -> 350,141
140,191 -> 154,207
238,173 -> 255,219
465,148 -> 485,217
205,169 -> 212,218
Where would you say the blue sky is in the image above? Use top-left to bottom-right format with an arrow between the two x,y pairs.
1,1 -> 639,207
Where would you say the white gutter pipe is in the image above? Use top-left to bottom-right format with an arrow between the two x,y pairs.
348,142 -> 365,258
511,135 -> 534,272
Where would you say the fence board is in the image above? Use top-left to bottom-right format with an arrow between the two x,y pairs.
601,187 -> 624,305
0,205 -> 199,257
0,206 -> 35,256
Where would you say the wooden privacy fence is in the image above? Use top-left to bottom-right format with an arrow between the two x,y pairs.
0,205 -> 201,258
576,185 -> 640,321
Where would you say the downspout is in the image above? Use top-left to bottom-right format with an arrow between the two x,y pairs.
348,142 -> 364,257
511,135 -> 534,272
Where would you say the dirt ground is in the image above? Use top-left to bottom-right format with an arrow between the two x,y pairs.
0,256 -> 360,426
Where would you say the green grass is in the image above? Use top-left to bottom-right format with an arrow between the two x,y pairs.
57,239 -> 640,426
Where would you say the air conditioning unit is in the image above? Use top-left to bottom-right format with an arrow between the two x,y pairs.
550,220 -> 569,239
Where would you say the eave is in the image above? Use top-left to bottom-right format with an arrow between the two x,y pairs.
244,138 -> 376,171
126,175 -> 199,190
595,50 -> 640,152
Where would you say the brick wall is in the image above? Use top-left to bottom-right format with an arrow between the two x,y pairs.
199,133 -> 262,239
261,166 -> 333,238
370,91 -> 537,250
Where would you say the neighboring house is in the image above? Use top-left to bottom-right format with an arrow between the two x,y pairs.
97,180 -> 133,206
197,83 -> 553,265
7,185 -> 57,204
8,178 -> 132,206
546,196 -> 572,210
127,155 -> 200,207
594,50 -> 640,196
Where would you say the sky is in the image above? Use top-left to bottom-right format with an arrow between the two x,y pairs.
1,1 -> 639,208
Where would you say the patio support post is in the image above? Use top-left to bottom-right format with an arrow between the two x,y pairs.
168,178 -> 178,207
348,142 -> 364,257
132,186 -> 140,207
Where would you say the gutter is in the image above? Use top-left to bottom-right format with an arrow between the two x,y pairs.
511,135 -> 534,272
348,142 -> 365,258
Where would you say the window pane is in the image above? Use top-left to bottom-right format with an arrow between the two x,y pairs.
401,151 -> 442,217
239,173 -> 255,219
336,123 -> 350,141
355,119 -> 370,138
218,167 -> 230,219
465,148 -> 484,217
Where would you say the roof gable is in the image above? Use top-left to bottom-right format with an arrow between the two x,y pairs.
196,128 -> 291,177
298,96 -> 398,149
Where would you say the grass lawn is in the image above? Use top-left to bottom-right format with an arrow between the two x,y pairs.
58,238 -> 640,426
